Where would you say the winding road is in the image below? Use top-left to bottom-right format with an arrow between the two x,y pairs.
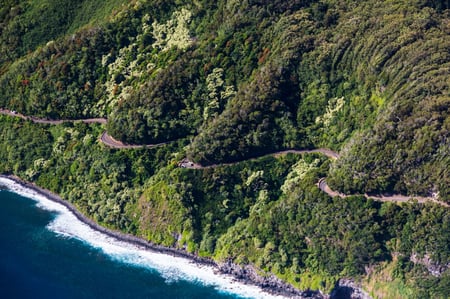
317,178 -> 448,208
100,131 -> 169,149
1,109 -> 132,148
178,148 -> 339,170
1,108 -> 447,207
0,108 -> 107,125
179,151 -> 446,207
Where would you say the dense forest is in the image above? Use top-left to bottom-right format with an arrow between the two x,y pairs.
0,0 -> 449,297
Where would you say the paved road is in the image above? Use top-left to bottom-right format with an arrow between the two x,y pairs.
2,108 -> 447,207
181,152 -> 447,207
179,148 -> 340,169
0,109 -> 172,149
0,109 -> 107,125
0,109 -> 152,148
317,178 -> 448,208
100,131 -> 168,149
273,149 -> 339,159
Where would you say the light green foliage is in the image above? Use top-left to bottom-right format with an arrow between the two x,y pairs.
0,0 -> 449,297
203,68 -> 236,120
25,157 -> 51,180
99,11 -> 156,112
100,43 -> 142,111
245,170 -> 264,187
152,8 -> 193,51
82,134 -> 93,145
315,97 -> 345,127
281,158 -> 320,194
137,179 -> 190,246
0,0 -> 125,64
52,127 -> 79,155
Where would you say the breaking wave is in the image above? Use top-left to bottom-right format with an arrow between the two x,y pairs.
0,177 -> 286,299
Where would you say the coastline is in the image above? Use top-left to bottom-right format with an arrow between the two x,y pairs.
0,174 -> 214,261
0,174 -> 320,299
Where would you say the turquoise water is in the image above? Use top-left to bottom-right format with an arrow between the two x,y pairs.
0,188 -> 259,299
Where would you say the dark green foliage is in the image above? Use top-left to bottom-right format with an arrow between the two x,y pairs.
0,28 -> 112,118
2,0 -> 447,203
0,116 -> 171,232
0,0 -> 449,296
325,2 -> 450,200
0,0 -> 177,119
0,116 -> 52,173
420,0 -> 450,11
0,0 -> 126,66
136,153 -> 308,251
214,168 -> 387,278
107,51 -> 203,143
187,63 -> 300,164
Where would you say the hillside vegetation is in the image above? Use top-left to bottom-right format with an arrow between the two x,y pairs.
0,0 -> 449,297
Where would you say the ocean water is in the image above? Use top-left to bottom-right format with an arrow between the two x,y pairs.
0,178 -> 285,299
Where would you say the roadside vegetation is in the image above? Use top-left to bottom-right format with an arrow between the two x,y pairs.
0,0 -> 449,297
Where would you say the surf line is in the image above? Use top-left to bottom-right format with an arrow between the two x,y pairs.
0,174 -> 295,299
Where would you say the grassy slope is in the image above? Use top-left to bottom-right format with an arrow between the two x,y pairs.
0,0 -> 126,63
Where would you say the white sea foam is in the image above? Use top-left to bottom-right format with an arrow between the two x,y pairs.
0,177 -> 287,299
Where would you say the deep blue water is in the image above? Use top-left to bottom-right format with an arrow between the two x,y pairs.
0,190 -> 243,299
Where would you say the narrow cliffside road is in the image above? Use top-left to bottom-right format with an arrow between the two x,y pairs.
178,148 -> 339,169
0,109 -> 157,149
1,108 -> 447,207
100,131 -> 168,149
181,151 -> 446,207
273,149 -> 340,160
318,178 -> 449,208
0,108 -> 107,125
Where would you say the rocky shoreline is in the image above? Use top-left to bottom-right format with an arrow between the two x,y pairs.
0,175 -> 216,264
217,261 -> 323,298
0,174 -> 370,299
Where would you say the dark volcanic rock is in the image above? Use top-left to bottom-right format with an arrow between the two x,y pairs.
2,174 -> 374,299
218,261 -> 323,298
218,261 -> 374,299
410,253 -> 450,277
330,279 -> 372,299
